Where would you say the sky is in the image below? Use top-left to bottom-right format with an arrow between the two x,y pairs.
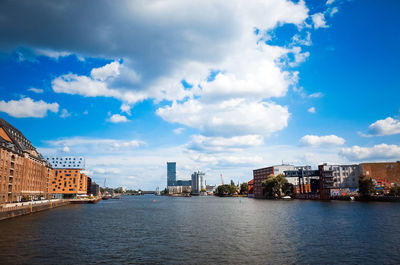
0,0 -> 399,190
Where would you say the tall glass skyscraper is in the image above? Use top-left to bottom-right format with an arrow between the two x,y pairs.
167,162 -> 176,186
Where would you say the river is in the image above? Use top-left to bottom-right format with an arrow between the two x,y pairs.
0,195 -> 399,264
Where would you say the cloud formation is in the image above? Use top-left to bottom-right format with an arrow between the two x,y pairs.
187,135 -> 264,153
367,117 -> 400,136
0,97 -> 59,118
157,99 -> 290,137
108,114 -> 129,123
340,144 -> 400,161
300,134 -> 345,147
308,107 -> 316,113
311,13 -> 328,29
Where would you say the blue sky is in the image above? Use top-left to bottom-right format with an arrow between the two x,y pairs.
0,0 -> 399,189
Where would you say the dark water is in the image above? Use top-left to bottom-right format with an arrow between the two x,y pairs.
1,196 -> 400,264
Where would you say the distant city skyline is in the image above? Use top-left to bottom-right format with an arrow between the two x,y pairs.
0,0 -> 399,189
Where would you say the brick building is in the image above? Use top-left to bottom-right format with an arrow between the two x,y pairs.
253,166 -> 274,198
253,165 -> 311,198
50,168 -> 88,198
360,162 -> 400,189
0,118 -> 53,204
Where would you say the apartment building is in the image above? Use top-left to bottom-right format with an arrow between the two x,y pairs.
0,118 -> 52,204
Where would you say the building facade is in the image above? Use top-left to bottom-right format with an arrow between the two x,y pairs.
191,171 -> 206,194
284,169 -> 320,194
168,185 -> 191,194
360,162 -> 400,187
90,182 -> 100,196
167,162 -> 176,186
319,164 -> 360,189
0,118 -> 52,204
46,156 -> 85,169
50,169 -> 88,198
253,165 -> 310,198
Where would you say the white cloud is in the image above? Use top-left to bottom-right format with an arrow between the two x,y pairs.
120,103 -> 132,115
157,99 -> 290,137
187,134 -> 264,152
0,97 -> 59,118
329,7 -> 339,17
90,61 -> 121,81
52,61 -> 147,105
173,128 -> 185,135
47,137 -> 144,152
28,87 -> 44,94
340,144 -> 400,161
308,107 -> 316,113
311,13 -> 328,29
12,0 -> 311,109
292,31 -> 312,46
289,46 -> 310,67
326,0 -> 335,5
34,48 -> 71,60
63,146 -> 70,153
300,134 -> 345,147
108,114 -> 129,123
308,92 -> 324,98
367,117 -> 400,136
59,108 -> 71,118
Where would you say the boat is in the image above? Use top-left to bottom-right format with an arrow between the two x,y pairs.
282,195 -> 292,200
102,192 -> 111,200
111,194 -> 120,199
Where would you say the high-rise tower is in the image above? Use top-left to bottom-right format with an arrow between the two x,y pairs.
167,162 -> 176,186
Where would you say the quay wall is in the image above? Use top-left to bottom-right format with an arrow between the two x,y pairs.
0,200 -> 70,221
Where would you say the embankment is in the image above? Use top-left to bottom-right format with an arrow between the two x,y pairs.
0,200 -> 70,221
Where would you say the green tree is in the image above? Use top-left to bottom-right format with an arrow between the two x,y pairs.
240,182 -> 248,195
262,174 -> 289,198
359,176 -> 375,197
282,182 -> 295,196
214,184 -> 237,197
389,186 -> 400,196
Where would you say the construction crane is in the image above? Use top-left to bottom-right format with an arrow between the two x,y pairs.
220,173 -> 224,185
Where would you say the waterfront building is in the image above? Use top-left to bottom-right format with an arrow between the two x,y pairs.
319,164 -> 361,189
168,185 -> 191,195
167,162 -> 176,186
166,162 -> 192,195
46,156 -> 89,199
206,185 -> 216,194
90,182 -> 100,196
318,164 -> 334,200
87,176 -> 92,195
115,186 -> 127,193
284,168 -> 320,194
360,162 -> 400,190
50,169 -> 88,198
176,180 -> 191,186
248,179 -> 254,197
46,156 -> 85,169
0,118 -> 53,203
191,171 -> 206,195
253,164 -> 310,198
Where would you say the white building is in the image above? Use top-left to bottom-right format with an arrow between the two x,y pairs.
320,164 -> 360,189
46,156 -> 85,169
191,171 -> 206,194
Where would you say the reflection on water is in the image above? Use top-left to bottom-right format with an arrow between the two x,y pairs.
1,196 -> 400,264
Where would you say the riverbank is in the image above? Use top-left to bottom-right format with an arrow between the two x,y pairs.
0,199 -> 70,221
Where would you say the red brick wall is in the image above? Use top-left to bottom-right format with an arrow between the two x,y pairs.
253,167 -> 274,198
361,162 -> 400,184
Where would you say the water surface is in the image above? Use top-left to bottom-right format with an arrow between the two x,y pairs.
0,196 -> 399,264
